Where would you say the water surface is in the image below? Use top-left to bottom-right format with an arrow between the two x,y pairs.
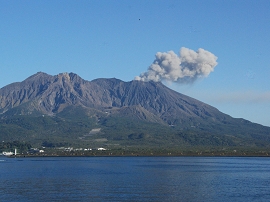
1,157 -> 270,201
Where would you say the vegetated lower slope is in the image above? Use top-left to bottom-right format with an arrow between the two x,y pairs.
0,72 -> 270,149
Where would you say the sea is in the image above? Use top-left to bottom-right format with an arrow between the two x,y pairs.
1,156 -> 270,202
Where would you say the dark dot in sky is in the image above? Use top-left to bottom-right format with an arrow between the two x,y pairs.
139,19 -> 140,20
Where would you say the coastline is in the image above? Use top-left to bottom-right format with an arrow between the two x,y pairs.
6,153 -> 270,158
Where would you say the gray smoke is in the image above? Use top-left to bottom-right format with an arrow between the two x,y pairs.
134,47 -> 218,83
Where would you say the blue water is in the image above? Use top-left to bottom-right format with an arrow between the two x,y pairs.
1,157 -> 270,202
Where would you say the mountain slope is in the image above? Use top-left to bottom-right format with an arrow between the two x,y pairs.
0,72 -> 270,149
0,72 -> 230,123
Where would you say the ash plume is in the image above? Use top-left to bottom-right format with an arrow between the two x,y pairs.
134,47 -> 218,83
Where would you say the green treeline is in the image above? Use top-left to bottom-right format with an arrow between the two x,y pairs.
0,141 -> 32,153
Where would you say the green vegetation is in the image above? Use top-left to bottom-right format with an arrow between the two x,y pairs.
0,141 -> 32,153
7,146 -> 270,157
1,106 -> 270,155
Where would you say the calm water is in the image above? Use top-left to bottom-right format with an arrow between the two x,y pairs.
1,156 -> 270,202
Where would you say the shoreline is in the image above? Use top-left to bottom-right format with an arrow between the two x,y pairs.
6,153 -> 270,158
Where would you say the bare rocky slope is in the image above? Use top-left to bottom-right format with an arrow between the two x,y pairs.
0,72 -> 231,124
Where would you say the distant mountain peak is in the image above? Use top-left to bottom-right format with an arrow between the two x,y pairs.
25,71 -> 50,80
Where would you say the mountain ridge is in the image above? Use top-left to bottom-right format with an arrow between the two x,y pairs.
0,71 -> 263,127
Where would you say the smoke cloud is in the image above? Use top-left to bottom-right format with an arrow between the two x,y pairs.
134,47 -> 218,83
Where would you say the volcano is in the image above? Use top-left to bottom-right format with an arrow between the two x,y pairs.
0,72 -> 270,149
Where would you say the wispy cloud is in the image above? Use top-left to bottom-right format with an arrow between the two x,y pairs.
204,91 -> 270,104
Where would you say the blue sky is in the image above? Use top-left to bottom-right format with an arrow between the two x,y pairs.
1,0 -> 270,126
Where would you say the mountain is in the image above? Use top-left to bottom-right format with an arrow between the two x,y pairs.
1,72 -> 270,151
0,72 -> 231,123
